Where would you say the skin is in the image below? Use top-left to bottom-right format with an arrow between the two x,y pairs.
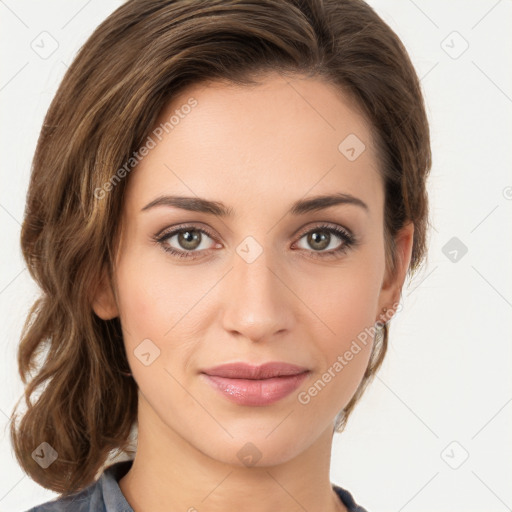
93,72 -> 414,512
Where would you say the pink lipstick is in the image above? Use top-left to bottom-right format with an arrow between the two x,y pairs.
200,362 -> 310,406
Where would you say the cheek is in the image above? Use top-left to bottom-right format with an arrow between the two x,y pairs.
116,266 -> 162,335
298,255 -> 382,345
292,255 -> 382,410
113,248 -> 173,357
114,252 -> 212,364
295,294 -> 377,419
314,279 -> 377,378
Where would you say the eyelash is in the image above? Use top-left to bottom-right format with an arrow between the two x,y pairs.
153,223 -> 358,260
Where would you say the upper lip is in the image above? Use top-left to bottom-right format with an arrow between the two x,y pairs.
201,362 -> 309,379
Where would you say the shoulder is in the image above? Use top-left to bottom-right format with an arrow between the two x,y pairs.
332,482 -> 370,512
23,483 -> 100,512
24,459 -> 134,512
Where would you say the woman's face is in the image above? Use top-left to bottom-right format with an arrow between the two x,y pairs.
94,73 -> 412,466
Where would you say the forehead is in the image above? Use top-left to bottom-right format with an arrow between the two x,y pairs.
123,73 -> 383,219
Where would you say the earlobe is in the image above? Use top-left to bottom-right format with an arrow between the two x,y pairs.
91,269 -> 119,320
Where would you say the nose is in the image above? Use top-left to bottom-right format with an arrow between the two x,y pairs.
221,244 -> 295,343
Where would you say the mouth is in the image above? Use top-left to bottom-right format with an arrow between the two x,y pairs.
200,362 -> 310,406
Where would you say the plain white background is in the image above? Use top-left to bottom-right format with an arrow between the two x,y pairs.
1,1 -> 511,511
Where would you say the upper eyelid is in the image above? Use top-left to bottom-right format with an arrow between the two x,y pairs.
156,223 -> 216,241
295,223 -> 351,238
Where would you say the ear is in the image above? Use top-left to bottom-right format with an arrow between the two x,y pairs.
376,221 -> 414,323
91,267 -> 119,320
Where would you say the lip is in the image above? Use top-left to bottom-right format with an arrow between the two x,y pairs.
200,362 -> 310,406
201,361 -> 309,379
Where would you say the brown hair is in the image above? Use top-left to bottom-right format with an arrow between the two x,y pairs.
10,0 -> 431,497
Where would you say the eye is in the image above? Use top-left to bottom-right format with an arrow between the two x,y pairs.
154,225 -> 219,259
293,223 -> 357,259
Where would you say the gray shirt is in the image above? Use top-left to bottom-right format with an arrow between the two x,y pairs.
25,459 -> 368,512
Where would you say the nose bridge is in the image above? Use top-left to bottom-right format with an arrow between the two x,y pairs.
221,237 -> 292,341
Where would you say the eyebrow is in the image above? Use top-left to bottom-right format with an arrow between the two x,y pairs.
140,192 -> 369,216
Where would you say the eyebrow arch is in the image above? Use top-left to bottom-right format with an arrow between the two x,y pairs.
140,192 -> 369,216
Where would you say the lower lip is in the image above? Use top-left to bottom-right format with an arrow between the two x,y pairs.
201,372 -> 309,406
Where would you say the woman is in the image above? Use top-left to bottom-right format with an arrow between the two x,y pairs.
11,0 -> 431,510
